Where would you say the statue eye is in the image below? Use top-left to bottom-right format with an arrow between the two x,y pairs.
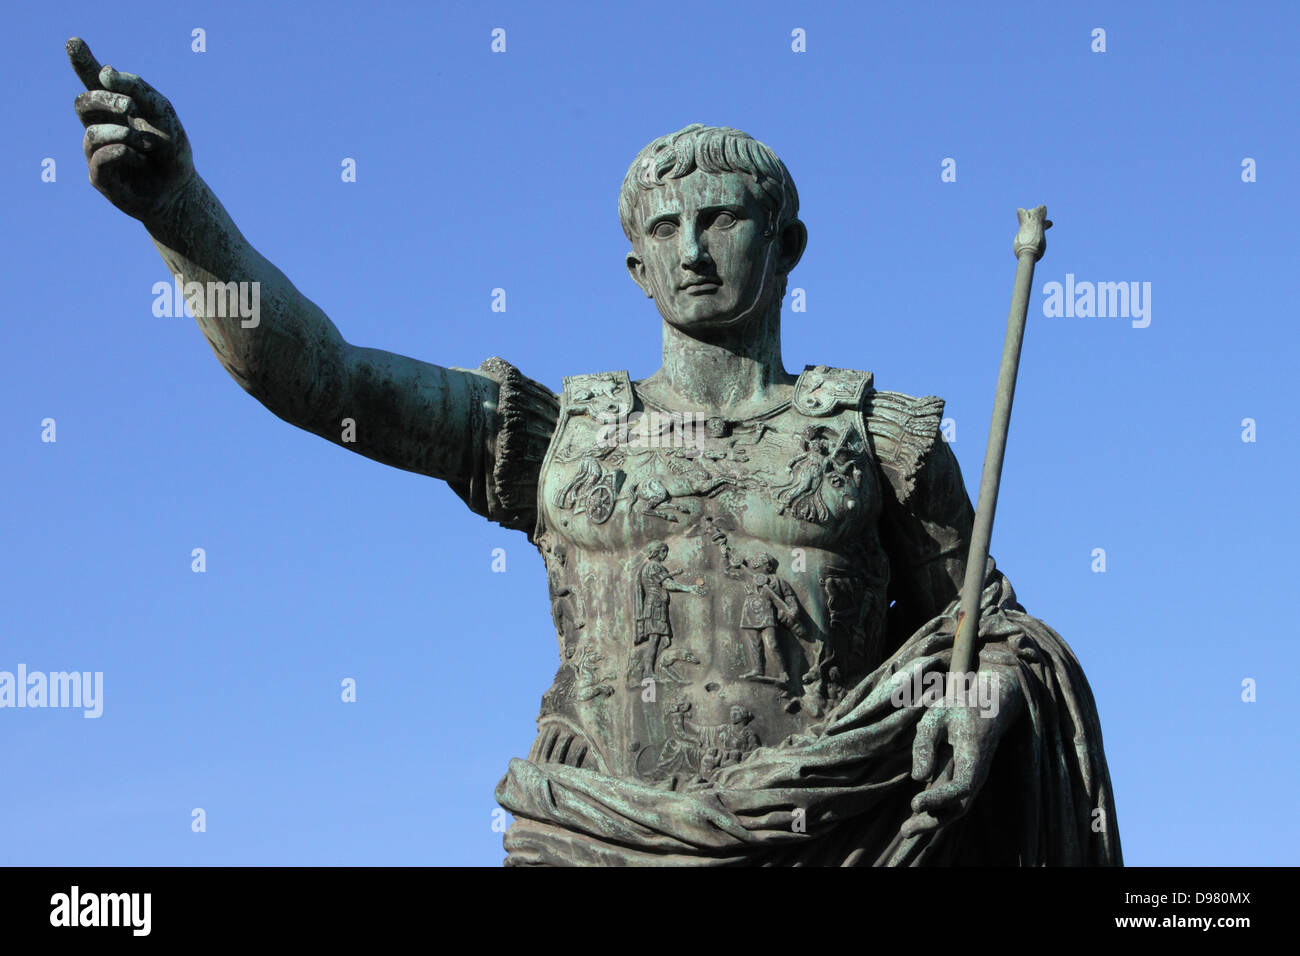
652,221 -> 677,239
711,211 -> 737,229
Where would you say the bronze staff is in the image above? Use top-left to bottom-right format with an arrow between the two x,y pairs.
950,206 -> 1051,677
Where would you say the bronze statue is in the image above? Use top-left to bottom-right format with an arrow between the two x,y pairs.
67,37 -> 1121,865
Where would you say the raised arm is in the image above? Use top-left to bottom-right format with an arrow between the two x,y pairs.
66,38 -> 512,487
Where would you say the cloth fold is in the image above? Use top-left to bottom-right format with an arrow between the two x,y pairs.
496,571 -> 1121,866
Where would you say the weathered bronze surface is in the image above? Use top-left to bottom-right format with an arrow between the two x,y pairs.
68,37 -> 1121,866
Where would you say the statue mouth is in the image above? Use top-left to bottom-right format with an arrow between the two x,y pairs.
680,279 -> 721,294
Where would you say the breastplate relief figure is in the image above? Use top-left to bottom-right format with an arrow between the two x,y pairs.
632,541 -> 707,684
720,548 -> 803,687
67,36 -> 1121,866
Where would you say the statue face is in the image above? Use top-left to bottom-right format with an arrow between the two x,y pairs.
626,170 -> 791,336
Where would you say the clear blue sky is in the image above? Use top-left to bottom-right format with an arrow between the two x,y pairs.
2,0 -> 1296,865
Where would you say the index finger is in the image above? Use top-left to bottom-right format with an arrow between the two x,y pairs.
66,37 -> 103,90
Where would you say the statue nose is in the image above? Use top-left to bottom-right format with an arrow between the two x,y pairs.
679,230 -> 711,268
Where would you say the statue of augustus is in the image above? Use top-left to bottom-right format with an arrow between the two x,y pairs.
68,38 -> 1121,866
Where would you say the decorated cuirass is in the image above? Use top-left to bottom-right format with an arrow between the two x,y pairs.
530,365 -> 896,788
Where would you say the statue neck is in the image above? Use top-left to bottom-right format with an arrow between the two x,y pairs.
641,301 -> 794,419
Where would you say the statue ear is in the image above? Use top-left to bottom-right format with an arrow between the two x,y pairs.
626,251 -> 653,298
777,219 -> 808,275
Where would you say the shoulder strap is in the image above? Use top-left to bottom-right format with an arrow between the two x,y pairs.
560,370 -> 634,420
791,364 -> 874,418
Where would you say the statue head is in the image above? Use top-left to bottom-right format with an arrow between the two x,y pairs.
646,541 -> 670,561
620,125 -> 807,339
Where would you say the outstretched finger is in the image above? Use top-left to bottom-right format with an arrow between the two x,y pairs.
910,707 -> 944,782
900,809 -> 940,837
944,732 -> 992,807
911,779 -> 968,816
66,37 -> 104,91
911,738 -> 986,816
908,757 -> 957,815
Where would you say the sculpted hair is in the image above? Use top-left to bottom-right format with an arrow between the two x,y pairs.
618,125 -> 800,243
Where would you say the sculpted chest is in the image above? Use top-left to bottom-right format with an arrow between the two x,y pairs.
530,367 -> 893,785
538,369 -> 879,550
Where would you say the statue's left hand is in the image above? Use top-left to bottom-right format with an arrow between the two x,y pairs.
901,662 -> 1024,836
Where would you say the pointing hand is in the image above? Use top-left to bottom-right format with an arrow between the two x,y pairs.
68,37 -> 195,221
